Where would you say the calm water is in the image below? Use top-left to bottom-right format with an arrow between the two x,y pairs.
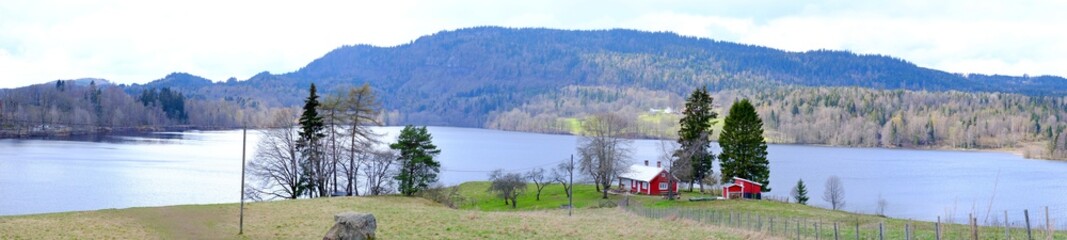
1,126 -> 1065,224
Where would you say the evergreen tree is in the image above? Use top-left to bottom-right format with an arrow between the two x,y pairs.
390,125 -> 442,196
676,86 -> 717,192
791,179 -> 809,205
88,80 -> 103,123
719,99 -> 771,192
298,84 -> 326,197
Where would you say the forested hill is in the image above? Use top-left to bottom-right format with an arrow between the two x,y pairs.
293,27 -> 1067,96
122,27 -> 1066,127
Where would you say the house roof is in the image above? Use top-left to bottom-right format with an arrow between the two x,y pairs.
618,164 -> 666,182
733,177 -> 763,186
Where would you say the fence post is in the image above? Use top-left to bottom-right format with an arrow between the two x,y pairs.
1006,210 -> 1011,240
972,215 -> 979,240
879,222 -> 884,240
797,220 -> 801,240
937,216 -> 942,240
758,214 -> 762,231
834,222 -> 839,240
906,223 -> 910,240
1045,206 -> 1051,240
969,214 -> 974,240
855,222 -> 860,240
816,222 -> 820,240
1026,209 -> 1033,240
785,218 -> 789,237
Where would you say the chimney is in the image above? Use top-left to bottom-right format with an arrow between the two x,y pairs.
657,161 -> 661,168
644,160 -> 649,166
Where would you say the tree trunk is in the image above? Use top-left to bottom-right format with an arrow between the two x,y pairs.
601,182 -> 610,199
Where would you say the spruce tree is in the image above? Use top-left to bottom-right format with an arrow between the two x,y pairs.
718,99 -> 770,192
298,84 -> 326,197
791,179 -> 809,205
677,86 -> 717,192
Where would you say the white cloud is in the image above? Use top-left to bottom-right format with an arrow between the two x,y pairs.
1,0 -> 1066,88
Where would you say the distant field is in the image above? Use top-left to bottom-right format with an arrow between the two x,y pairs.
0,194 -> 768,239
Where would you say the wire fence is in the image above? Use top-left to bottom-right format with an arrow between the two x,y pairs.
623,201 -> 1066,240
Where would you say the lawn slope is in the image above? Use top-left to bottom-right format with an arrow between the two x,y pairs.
0,196 -> 767,239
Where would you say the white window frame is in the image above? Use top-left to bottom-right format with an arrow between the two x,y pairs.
659,182 -> 668,190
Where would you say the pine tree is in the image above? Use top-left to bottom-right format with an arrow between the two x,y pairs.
298,84 -> 326,197
390,125 -> 442,196
677,86 -> 717,192
791,179 -> 809,205
719,99 -> 771,192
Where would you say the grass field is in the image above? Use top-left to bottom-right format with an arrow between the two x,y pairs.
456,181 -> 616,211
6,181 -> 1058,239
459,182 -> 1066,239
0,193 -> 770,239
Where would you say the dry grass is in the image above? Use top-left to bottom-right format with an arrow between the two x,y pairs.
0,196 -> 773,239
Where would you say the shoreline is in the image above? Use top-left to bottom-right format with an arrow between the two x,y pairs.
484,125 -> 1067,161
4,124 -> 1062,161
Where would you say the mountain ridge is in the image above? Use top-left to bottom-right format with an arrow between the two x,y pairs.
19,26 -> 1067,126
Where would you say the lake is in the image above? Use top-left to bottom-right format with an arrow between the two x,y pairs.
1,126 -> 1065,225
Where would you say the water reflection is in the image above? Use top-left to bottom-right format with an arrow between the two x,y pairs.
1,127 -> 1065,224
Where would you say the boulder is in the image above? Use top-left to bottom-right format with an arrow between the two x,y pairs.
323,212 -> 376,240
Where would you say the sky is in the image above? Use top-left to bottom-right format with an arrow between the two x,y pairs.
1,0 -> 1065,88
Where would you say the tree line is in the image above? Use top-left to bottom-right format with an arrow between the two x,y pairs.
0,80 -> 290,137
246,84 -> 443,200
488,85 -> 1067,160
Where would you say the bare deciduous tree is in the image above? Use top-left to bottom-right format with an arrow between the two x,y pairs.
526,168 -> 549,201
550,161 -> 575,200
488,169 -> 526,208
658,140 -> 681,200
362,149 -> 397,195
823,175 -> 846,210
248,110 -> 306,199
341,84 -> 383,196
577,112 -> 633,199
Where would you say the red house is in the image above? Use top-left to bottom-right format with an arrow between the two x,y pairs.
722,177 -> 763,199
618,160 -> 679,195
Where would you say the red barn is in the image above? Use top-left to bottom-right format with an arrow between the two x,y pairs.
618,160 -> 679,195
722,177 -> 763,199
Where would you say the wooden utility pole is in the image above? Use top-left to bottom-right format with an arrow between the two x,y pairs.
568,154 -> 573,217
240,127 -> 247,235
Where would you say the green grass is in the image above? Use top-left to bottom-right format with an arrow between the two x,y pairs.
456,181 -> 620,211
559,117 -> 582,135
9,181 -> 1055,239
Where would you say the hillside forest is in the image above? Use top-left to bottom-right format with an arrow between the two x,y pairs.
0,27 -> 1065,160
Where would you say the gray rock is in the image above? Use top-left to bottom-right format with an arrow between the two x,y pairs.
323,212 -> 376,240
